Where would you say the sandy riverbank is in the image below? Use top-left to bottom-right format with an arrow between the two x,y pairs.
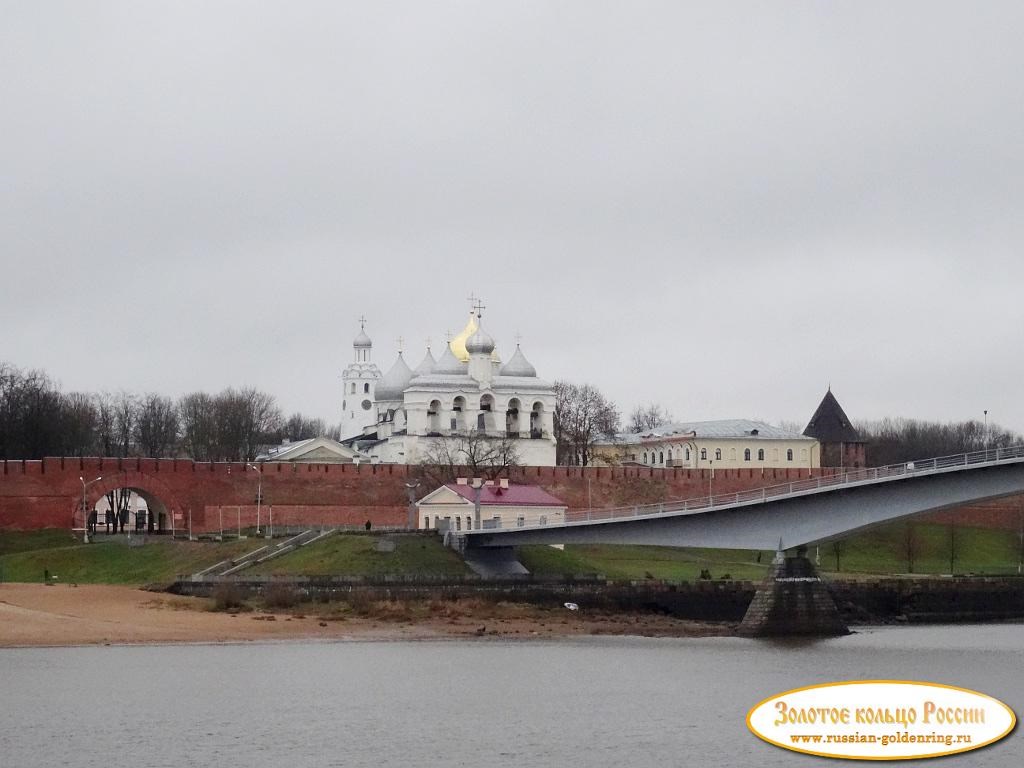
0,584 -> 734,647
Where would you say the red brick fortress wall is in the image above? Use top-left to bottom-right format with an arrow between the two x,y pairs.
1,458 -> 1021,534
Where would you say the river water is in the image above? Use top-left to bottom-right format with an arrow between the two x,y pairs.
1,625 -> 1022,767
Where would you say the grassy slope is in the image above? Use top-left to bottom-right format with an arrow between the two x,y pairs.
1,520 -> 1019,585
519,544 -> 772,581
247,534 -> 471,578
520,521 -> 1024,580
0,532 -> 259,585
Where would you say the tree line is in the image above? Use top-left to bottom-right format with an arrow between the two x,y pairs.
856,417 -> 1021,466
0,362 -> 336,461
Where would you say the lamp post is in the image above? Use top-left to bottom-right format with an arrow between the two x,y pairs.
79,476 -> 103,544
247,463 -> 263,535
984,410 -> 989,451
405,480 -> 421,530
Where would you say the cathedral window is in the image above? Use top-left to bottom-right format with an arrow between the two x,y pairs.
350,383 -> 356,394
361,400 -> 372,411
643,452 -> 648,464
667,450 -> 673,462
685,448 -> 691,460
744,449 -> 751,461
658,451 -> 664,464
364,383 -> 370,394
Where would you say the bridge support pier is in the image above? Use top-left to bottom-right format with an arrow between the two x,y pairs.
738,545 -> 849,638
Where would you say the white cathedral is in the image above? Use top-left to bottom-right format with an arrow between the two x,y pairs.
340,306 -> 557,466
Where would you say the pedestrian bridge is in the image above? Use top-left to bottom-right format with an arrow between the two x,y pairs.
463,446 -> 1024,551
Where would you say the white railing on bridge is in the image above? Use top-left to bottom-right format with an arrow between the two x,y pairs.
551,444 -> 1024,527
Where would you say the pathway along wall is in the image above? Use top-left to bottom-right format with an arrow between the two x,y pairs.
0,457 -> 1020,534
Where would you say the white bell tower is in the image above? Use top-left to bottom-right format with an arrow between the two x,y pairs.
341,316 -> 382,439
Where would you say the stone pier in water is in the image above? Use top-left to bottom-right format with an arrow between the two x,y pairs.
738,545 -> 849,637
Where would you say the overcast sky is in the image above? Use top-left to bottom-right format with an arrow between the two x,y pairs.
2,2 -> 1022,433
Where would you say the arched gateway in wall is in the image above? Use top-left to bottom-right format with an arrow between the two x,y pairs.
74,470 -> 185,533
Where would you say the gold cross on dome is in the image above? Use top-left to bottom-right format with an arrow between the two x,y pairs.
358,314 -> 367,329
472,297 -> 486,318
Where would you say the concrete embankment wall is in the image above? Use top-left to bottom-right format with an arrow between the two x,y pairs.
169,576 -> 1024,624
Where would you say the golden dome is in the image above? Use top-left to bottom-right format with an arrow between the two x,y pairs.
449,312 -> 478,362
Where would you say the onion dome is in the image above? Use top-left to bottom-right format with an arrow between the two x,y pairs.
375,353 -> 413,401
449,312 -> 478,362
499,344 -> 537,377
354,329 -> 372,348
466,322 -> 495,355
414,348 -> 436,376
433,344 -> 466,375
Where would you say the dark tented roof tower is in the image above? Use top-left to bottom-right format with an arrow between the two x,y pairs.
803,388 -> 863,444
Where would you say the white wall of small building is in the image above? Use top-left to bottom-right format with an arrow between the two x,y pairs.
417,502 -> 567,531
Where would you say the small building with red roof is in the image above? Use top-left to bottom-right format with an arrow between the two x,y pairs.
416,478 -> 567,532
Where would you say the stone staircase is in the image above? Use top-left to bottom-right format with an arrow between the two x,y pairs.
191,529 -> 337,580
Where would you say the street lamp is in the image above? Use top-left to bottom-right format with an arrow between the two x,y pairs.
984,410 -> 989,451
247,463 -> 264,535
405,480 -> 421,529
79,476 -> 103,544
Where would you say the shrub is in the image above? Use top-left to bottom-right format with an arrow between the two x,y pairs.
211,583 -> 248,611
263,583 -> 302,610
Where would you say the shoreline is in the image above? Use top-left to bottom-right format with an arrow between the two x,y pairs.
0,583 -> 735,648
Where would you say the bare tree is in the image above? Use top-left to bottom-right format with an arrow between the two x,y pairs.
830,539 -> 844,572
111,391 -> 137,457
899,521 -> 922,574
178,391 -> 217,461
554,380 -> 620,466
417,432 -> 522,486
857,417 -> 1021,466
282,412 -> 327,442
213,386 -> 282,461
628,403 -> 673,432
135,393 -> 179,458
62,392 -> 99,456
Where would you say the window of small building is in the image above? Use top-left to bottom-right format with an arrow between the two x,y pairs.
517,516 -> 525,528
787,449 -> 794,461
757,449 -> 765,461
700,448 -> 707,460
744,449 -> 751,461
423,516 -> 430,528
715,448 -> 722,460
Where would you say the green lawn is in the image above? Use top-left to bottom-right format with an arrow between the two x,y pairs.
1,520 -> 1019,585
518,544 -> 773,581
0,534 -> 259,585
0,529 -> 81,557
518,522 -> 1024,581
817,522 -> 1021,576
247,533 -> 472,578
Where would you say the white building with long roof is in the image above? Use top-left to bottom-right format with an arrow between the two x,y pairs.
594,419 -> 820,470
340,306 -> 556,466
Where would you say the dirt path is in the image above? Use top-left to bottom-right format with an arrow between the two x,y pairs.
0,583 -> 733,647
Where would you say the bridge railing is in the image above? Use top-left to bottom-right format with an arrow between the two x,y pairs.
557,444 -> 1024,526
